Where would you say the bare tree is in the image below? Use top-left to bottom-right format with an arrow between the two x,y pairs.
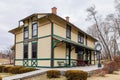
4,46 -> 14,64
86,5 -> 112,60
106,14 -> 120,56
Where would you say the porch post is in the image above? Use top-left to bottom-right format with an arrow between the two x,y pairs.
69,45 -> 71,67
51,22 -> 54,68
85,50 -> 88,60
94,51 -> 96,65
66,43 -> 71,67
89,51 -> 92,64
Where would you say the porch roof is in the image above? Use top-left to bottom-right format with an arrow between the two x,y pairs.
53,35 -> 95,51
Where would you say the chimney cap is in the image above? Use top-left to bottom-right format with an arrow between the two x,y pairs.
52,7 -> 57,9
52,7 -> 57,14
66,16 -> 70,22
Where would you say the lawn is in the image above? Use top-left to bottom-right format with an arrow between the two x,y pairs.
0,73 -> 14,78
87,70 -> 120,80
0,59 -> 9,63
24,74 -> 67,80
24,70 -> 120,80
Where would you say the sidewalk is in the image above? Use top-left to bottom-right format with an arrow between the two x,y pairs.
50,65 -> 103,71
3,65 -> 102,80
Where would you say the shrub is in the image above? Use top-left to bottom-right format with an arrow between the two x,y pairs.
19,67 -> 36,73
0,66 -> 5,72
0,65 -> 36,74
47,70 -> 61,78
65,70 -> 88,80
102,61 -> 118,74
9,66 -> 24,74
113,56 -> 120,62
0,76 -> 2,80
2,66 -> 13,73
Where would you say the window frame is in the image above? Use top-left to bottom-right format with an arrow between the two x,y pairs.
24,27 -> 29,39
32,23 -> 38,38
66,25 -> 71,39
32,42 -> 37,59
78,32 -> 84,44
24,44 -> 28,59
86,35 -> 87,45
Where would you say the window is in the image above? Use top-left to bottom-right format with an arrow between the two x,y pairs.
78,32 -> 84,44
32,23 -> 38,37
66,25 -> 71,39
86,35 -> 87,45
24,27 -> 28,39
24,44 -> 28,59
32,42 -> 37,59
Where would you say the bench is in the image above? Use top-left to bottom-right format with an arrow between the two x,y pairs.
71,61 -> 77,67
57,61 -> 65,67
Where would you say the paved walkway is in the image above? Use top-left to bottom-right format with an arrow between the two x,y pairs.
43,65 -> 103,71
3,65 -> 102,80
3,69 -> 48,80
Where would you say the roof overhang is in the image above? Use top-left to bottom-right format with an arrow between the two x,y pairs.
53,35 -> 95,51
9,25 -> 23,34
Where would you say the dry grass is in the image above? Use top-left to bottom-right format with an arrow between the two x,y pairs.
0,73 -> 14,78
24,70 -> 120,80
87,70 -> 120,80
0,59 -> 9,63
24,74 -> 66,80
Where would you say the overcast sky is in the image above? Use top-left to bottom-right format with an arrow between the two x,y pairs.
0,0 -> 115,51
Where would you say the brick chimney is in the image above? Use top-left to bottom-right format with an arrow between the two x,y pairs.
66,16 -> 69,22
52,7 -> 57,14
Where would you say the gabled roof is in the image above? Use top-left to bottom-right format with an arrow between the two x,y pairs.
20,13 -> 50,21
9,13 -> 97,41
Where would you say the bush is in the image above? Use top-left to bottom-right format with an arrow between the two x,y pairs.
0,65 -> 36,74
0,76 -> 2,80
0,66 -> 5,72
9,66 -> 24,74
47,70 -> 61,78
113,56 -> 120,62
19,67 -> 36,73
102,61 -> 118,74
2,66 -> 13,73
65,70 -> 88,80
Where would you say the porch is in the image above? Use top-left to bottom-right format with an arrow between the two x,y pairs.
54,35 -> 96,68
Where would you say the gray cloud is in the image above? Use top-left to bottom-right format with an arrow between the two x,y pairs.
0,0 -> 115,50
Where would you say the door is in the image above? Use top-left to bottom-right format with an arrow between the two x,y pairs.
77,50 -> 84,66
66,43 -> 71,67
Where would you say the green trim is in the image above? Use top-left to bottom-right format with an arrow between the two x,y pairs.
53,39 -> 61,48
85,51 -> 88,60
15,65 -> 51,68
66,43 -> 71,67
53,34 -> 95,50
16,41 -> 23,44
90,51 -> 92,64
38,35 -> 51,39
51,22 -> 54,68
15,58 -> 76,61
16,35 -> 51,44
